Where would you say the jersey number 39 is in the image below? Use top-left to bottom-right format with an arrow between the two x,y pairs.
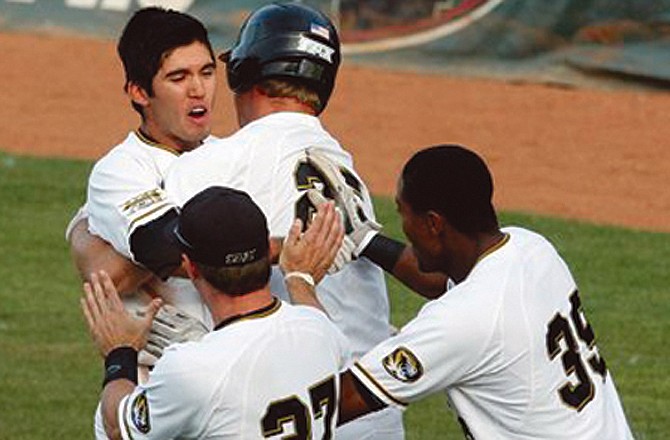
546,290 -> 608,411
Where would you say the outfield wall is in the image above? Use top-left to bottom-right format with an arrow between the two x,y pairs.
1,0 -> 668,87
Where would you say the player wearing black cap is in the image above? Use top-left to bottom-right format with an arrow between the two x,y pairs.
81,187 -> 350,440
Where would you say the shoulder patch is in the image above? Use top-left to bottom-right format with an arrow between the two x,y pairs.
382,347 -> 423,383
120,189 -> 168,217
131,391 -> 151,434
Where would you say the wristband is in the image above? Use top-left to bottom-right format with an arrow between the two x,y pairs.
284,271 -> 315,287
359,234 -> 405,274
352,230 -> 380,258
103,346 -> 138,388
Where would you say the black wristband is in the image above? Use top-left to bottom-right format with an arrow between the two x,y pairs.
103,346 -> 138,388
360,234 -> 406,273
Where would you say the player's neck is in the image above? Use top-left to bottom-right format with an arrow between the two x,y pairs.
210,286 -> 276,327
445,229 -> 506,283
236,89 -> 317,128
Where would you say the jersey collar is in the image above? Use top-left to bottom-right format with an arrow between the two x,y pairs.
135,129 -> 184,156
213,297 -> 282,331
475,232 -> 510,265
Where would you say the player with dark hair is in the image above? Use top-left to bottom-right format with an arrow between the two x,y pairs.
82,187 -> 351,439
315,144 -> 633,438
117,6 -> 216,120
65,7 -> 218,439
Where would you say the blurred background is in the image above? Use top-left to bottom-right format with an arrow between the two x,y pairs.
2,0 -> 670,89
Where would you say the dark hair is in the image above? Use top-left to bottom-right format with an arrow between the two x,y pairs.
401,144 -> 499,235
195,256 -> 271,296
117,7 -> 214,115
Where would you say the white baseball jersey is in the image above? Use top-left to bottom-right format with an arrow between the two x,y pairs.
351,227 -> 633,439
68,130 -> 214,350
165,112 -> 403,439
118,298 -> 350,439
165,113 -> 392,358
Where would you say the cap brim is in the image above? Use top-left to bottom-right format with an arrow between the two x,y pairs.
160,214 -> 185,252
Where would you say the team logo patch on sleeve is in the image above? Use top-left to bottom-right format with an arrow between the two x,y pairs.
131,391 -> 151,434
120,189 -> 168,217
382,347 -> 423,383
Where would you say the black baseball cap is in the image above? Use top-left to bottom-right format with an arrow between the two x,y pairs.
173,186 -> 269,267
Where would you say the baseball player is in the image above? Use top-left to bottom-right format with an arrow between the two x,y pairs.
65,8 -> 218,439
324,145 -> 633,438
158,3 -> 404,438
81,187 -> 351,440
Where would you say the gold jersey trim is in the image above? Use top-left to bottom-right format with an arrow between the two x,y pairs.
475,232 -> 510,265
135,129 -> 182,156
214,297 -> 282,331
353,361 -> 409,407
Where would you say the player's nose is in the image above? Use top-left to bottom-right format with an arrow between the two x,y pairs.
188,76 -> 206,97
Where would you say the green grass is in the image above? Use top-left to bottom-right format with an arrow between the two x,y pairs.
0,152 -> 667,439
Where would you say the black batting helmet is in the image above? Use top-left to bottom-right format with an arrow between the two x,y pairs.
221,2 -> 341,113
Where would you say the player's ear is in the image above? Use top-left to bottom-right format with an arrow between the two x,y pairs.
426,210 -> 444,236
126,81 -> 150,108
182,254 -> 199,280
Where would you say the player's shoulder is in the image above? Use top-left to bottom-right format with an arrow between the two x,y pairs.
283,302 -> 332,323
91,132 -> 158,172
176,134 -> 245,165
500,226 -> 564,267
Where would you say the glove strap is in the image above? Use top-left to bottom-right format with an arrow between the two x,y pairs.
284,272 -> 316,287
103,346 -> 138,388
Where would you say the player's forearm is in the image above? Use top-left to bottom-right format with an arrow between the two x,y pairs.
388,246 -> 446,299
361,235 -> 446,299
337,370 -> 386,425
101,380 -> 134,440
69,218 -> 153,294
285,276 -> 328,315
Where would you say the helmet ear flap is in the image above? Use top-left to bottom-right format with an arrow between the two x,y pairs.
226,57 -> 260,94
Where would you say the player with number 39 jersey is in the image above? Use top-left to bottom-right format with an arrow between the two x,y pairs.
330,146 -> 633,439
351,227 -> 633,439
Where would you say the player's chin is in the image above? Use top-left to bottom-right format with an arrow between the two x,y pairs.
184,119 -> 212,140
415,251 -> 440,274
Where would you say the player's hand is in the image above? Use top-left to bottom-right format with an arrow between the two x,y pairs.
280,200 -> 344,284
80,270 -> 162,357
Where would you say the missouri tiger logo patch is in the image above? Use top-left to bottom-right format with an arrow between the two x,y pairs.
382,347 -> 423,383
130,391 -> 151,434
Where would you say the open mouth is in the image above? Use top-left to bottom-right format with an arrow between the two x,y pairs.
188,106 -> 208,119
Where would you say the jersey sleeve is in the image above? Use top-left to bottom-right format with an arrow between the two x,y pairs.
87,149 -> 177,261
350,295 -> 492,407
118,347 -> 209,439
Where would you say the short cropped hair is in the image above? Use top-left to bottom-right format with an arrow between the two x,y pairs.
256,78 -> 323,114
401,144 -> 499,235
195,256 -> 271,297
117,7 -> 214,115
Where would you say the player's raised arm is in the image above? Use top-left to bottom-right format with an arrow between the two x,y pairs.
303,152 -> 447,298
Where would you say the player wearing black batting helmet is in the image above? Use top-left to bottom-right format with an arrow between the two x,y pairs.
221,1 -> 341,114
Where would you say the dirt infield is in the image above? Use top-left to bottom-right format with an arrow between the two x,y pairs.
2,32 -> 668,232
